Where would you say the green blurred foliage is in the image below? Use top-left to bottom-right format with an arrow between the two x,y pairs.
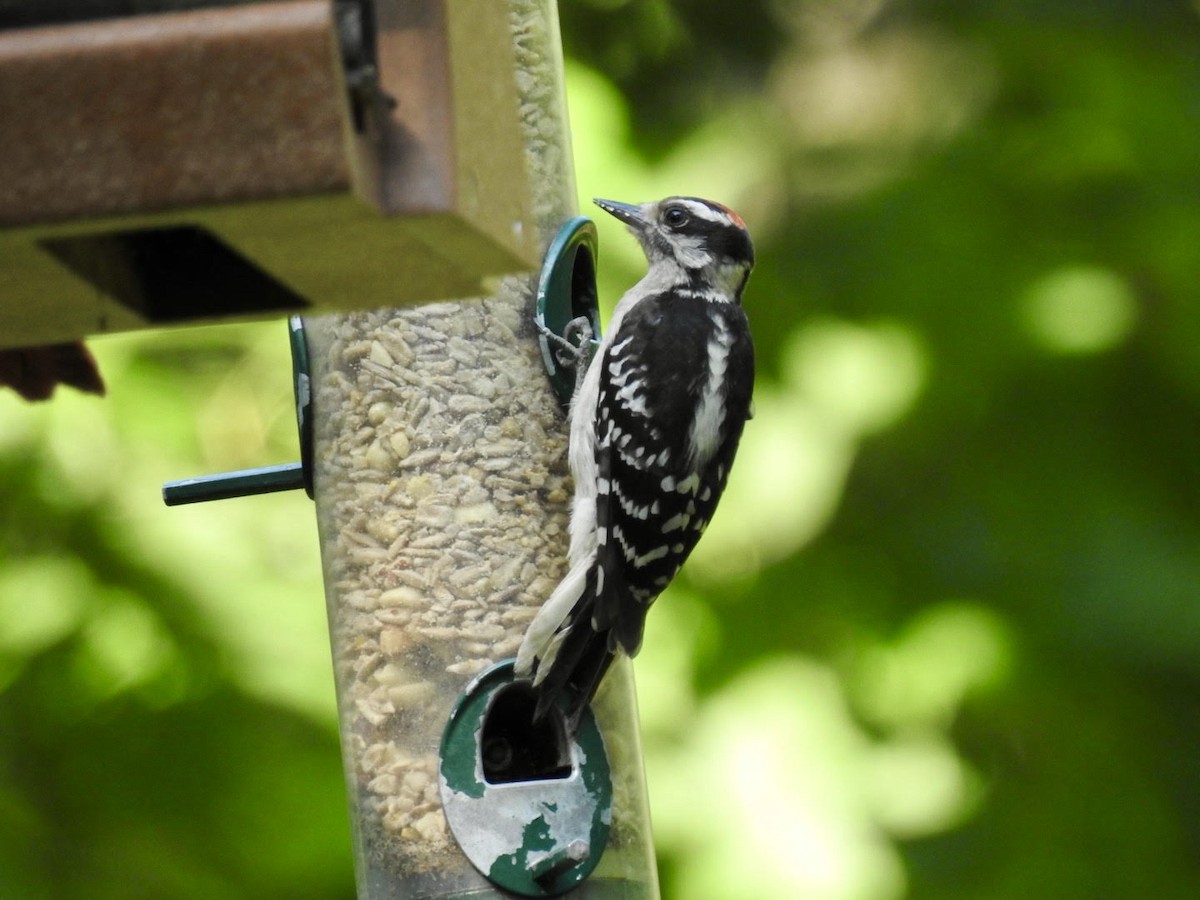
0,326 -> 352,898
4,0 -> 1200,897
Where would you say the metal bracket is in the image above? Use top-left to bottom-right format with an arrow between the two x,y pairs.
535,216 -> 603,406
162,315 -> 313,506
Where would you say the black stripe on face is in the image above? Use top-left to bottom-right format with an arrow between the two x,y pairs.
658,198 -> 755,267
704,222 -> 755,267
682,217 -> 754,267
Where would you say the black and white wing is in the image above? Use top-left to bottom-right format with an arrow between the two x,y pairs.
591,292 -> 755,654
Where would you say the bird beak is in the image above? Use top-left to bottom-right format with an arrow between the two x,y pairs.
594,198 -> 649,230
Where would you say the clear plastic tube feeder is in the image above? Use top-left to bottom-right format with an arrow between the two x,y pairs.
304,1 -> 659,896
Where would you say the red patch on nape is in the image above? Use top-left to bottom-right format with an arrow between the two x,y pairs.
712,201 -> 747,230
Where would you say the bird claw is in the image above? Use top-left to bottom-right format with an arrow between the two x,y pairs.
540,316 -> 594,370
538,316 -> 595,399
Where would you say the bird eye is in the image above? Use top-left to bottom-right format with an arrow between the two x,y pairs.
662,206 -> 690,228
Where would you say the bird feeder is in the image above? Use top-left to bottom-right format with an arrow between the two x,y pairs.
299,218 -> 659,897
113,0 -> 659,896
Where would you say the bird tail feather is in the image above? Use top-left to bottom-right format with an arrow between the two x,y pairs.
514,554 -> 618,731
529,568 -> 615,730
515,552 -> 593,678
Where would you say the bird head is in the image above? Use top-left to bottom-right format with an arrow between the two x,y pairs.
594,196 -> 755,298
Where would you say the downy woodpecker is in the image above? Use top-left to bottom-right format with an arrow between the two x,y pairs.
517,196 -> 756,728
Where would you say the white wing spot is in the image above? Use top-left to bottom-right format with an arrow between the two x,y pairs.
661,512 -> 689,533
619,446 -> 649,468
633,545 -> 669,568
618,490 -> 651,521
615,378 -> 649,416
614,525 -> 637,561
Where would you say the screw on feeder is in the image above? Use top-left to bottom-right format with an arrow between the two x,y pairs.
530,839 -> 591,891
334,0 -> 395,133
161,315 -> 314,506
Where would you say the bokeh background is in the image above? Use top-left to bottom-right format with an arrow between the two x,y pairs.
4,0 -> 1200,897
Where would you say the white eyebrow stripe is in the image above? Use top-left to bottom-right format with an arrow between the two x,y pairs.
678,199 -> 724,223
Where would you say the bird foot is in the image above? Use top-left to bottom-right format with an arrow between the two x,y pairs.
539,316 -> 595,391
